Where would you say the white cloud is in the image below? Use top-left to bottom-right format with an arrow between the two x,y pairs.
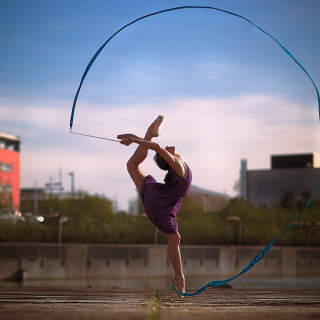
1,94 -> 318,211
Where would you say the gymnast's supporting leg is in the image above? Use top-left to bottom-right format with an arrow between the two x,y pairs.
166,232 -> 185,294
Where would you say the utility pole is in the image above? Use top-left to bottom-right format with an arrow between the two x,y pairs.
68,172 -> 75,214
226,216 -> 243,246
59,168 -> 62,198
33,180 -> 38,215
68,172 -> 74,196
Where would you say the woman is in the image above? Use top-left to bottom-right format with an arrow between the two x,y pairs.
117,115 -> 192,294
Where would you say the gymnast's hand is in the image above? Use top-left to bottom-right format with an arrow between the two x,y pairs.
119,137 -> 134,146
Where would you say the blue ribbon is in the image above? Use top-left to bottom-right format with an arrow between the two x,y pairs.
70,5 -> 320,130
69,6 -> 320,295
172,179 -> 320,296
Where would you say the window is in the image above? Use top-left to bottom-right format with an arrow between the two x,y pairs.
0,163 -> 12,172
0,184 -> 12,193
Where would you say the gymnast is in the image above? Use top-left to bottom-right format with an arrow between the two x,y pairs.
117,115 -> 192,295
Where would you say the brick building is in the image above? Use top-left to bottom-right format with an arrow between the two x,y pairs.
0,133 -> 21,209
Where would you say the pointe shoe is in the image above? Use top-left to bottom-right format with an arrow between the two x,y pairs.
148,115 -> 164,138
172,274 -> 185,298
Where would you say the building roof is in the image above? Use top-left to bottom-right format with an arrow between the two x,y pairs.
189,185 -> 229,199
0,132 -> 21,142
271,152 -> 320,169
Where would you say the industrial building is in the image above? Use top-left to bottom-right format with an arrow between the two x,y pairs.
0,133 -> 21,209
240,152 -> 320,209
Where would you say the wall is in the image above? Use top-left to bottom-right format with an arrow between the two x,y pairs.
247,168 -> 320,209
0,148 -> 20,209
0,244 -> 319,281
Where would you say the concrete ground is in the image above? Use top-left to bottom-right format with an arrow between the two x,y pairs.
0,287 -> 319,320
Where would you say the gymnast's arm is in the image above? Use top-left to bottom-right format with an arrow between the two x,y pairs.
119,137 -> 187,178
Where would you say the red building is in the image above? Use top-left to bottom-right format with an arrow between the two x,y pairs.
0,133 -> 21,209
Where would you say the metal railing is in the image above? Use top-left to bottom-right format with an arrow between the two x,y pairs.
236,248 -> 282,260
1,244 -> 320,262
0,243 -> 66,260
180,246 -> 220,260
87,245 -> 148,260
297,249 -> 320,260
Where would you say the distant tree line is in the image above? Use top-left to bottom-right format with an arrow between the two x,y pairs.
0,190 -> 319,246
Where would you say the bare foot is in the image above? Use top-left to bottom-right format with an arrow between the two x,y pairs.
172,274 -> 185,298
148,115 -> 164,138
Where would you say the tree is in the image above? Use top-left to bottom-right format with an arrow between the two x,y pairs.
233,179 -> 240,194
278,191 -> 296,210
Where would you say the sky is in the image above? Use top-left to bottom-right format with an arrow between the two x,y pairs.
1,0 -> 319,211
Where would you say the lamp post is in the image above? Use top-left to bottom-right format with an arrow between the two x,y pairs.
294,221 -> 312,246
58,215 -> 68,257
226,216 -> 243,246
68,172 -> 74,196
68,172 -> 75,214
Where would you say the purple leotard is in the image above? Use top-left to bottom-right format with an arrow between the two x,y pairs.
140,164 -> 192,234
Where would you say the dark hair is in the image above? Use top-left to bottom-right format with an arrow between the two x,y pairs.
153,152 -> 170,170
153,152 -> 171,183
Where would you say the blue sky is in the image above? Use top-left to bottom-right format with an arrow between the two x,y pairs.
1,0 -> 319,211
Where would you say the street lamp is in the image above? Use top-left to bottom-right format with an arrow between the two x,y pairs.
68,172 -> 75,214
58,215 -> 68,257
68,172 -> 75,195
294,221 -> 313,246
226,216 -> 244,246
